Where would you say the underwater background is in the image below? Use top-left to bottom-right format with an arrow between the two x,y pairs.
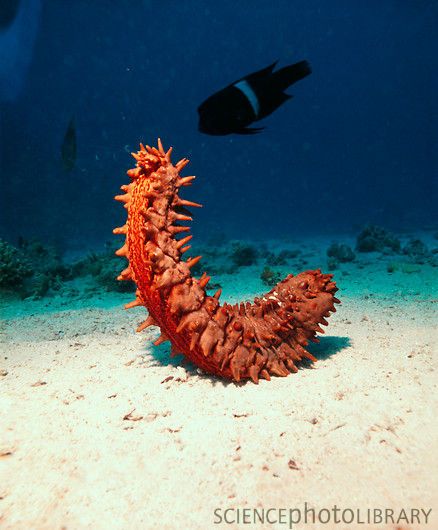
1,0 -> 437,252
2,4 -> 438,528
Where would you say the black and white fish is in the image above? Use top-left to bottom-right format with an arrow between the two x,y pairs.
198,60 -> 311,135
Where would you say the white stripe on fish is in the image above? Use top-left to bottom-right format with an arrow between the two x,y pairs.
233,80 -> 260,118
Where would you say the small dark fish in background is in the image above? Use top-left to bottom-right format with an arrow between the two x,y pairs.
198,60 -> 311,135
61,117 -> 76,171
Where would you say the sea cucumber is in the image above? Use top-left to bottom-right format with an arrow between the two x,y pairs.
114,139 -> 339,383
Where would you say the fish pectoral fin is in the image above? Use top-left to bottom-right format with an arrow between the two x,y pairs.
236,126 -> 265,135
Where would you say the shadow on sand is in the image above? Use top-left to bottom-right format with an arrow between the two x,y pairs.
308,335 -> 351,360
149,334 -> 352,385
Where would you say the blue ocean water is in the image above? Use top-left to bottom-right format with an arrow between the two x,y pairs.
1,6 -> 438,525
0,1 -> 437,248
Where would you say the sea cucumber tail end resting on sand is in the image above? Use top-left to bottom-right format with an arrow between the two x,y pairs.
114,139 -> 340,383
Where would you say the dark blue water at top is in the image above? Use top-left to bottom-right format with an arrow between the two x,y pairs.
0,0 -> 437,251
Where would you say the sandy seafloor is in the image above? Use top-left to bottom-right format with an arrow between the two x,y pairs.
1,233 -> 437,530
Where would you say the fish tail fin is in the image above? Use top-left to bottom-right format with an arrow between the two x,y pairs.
271,60 -> 311,92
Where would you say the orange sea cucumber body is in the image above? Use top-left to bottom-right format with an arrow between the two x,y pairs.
114,140 -> 339,383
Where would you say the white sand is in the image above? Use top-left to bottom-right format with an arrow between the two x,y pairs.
1,239 -> 437,530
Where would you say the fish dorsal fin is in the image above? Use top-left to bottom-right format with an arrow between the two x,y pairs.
241,61 -> 278,84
